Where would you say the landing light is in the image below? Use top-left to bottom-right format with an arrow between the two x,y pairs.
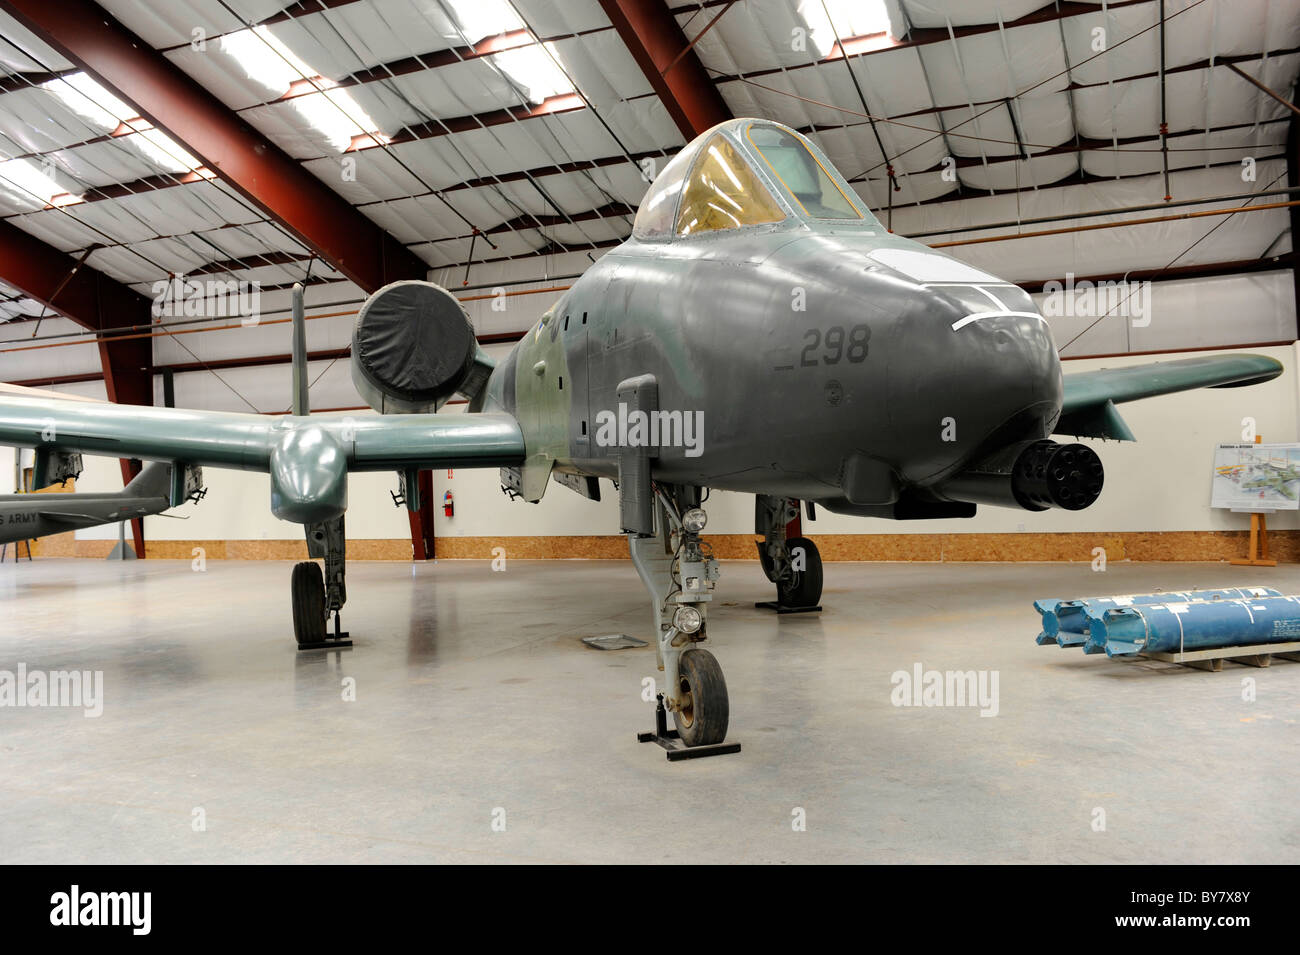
673,606 -> 703,634
682,507 -> 708,534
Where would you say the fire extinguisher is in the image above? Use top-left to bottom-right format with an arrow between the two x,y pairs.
443,490 -> 454,518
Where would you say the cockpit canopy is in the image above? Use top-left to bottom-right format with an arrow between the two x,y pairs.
632,120 -> 871,240
747,124 -> 863,220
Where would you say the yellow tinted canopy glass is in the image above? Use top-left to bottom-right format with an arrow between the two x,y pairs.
747,124 -> 862,220
675,134 -> 785,236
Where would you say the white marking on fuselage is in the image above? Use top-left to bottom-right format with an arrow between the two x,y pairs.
950,311 -> 1046,332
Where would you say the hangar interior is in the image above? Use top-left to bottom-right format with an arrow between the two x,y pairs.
0,0 -> 1298,864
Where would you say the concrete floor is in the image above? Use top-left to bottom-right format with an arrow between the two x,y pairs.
1,555 -> 1298,864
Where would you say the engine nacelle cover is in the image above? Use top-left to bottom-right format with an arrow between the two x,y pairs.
351,280 -> 478,413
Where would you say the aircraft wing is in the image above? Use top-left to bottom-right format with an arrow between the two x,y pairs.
0,393 -> 525,478
1056,354 -> 1284,441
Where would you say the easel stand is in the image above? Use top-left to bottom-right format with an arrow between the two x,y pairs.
1227,434 -> 1280,567
1230,512 -> 1276,567
0,539 -> 32,562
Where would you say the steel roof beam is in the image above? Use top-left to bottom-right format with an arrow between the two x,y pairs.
598,0 -> 732,139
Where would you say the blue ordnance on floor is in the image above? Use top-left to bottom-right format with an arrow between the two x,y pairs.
1033,587 -> 1300,657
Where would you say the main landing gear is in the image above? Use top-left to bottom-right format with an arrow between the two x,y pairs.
630,485 -> 740,759
755,495 -> 823,613
291,515 -> 352,650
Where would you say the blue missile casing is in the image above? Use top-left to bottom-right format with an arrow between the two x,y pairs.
1083,595 -> 1300,657
1034,587 -> 1281,647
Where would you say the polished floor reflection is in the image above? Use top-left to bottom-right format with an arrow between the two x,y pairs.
2,556 -> 1297,863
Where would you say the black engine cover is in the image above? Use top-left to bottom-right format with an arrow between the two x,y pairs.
351,280 -> 477,412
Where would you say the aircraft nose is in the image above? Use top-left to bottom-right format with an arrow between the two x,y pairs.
888,292 -> 1062,483
955,310 -> 1062,410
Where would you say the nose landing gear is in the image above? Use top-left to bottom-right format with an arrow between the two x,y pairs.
672,646 -> 730,747
629,485 -> 740,760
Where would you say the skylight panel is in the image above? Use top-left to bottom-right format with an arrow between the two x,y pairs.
222,25 -> 388,154
40,72 -> 204,174
443,0 -> 573,104
113,118 -> 204,174
798,0 -> 894,59
491,43 -> 574,104
0,157 -> 82,209
221,24 -> 331,95
445,0 -> 526,45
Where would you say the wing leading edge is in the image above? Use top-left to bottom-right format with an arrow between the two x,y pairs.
1056,354 -> 1284,441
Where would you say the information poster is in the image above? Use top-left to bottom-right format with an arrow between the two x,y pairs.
1211,443 -> 1300,510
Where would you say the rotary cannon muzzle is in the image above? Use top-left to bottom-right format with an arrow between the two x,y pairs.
938,439 -> 1104,512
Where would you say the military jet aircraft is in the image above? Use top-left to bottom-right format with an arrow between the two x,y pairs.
0,118 -> 1283,749
0,458 -> 203,548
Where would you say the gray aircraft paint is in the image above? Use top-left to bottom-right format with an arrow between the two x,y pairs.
0,119 -> 1281,529
485,119 -> 1061,507
0,461 -> 175,545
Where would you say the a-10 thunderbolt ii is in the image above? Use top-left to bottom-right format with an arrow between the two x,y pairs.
0,119 -> 1282,750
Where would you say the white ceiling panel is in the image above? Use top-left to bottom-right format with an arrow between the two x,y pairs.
957,152 -> 1081,192
0,10 -> 74,72
95,0 -> 284,49
900,0 -> 1056,30
680,0 -> 825,77
515,0 -> 611,36
918,21 -> 1068,104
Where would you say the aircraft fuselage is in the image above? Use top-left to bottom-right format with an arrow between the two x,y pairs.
0,493 -> 166,545
485,227 -> 1063,511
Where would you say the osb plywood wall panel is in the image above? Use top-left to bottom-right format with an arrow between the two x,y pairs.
23,478 -> 77,557
435,535 -> 630,559
138,540 -> 413,561
30,533 -> 75,557
19,531 -> 1297,563
135,540 -> 229,560
435,532 -> 1296,563
72,540 -> 116,559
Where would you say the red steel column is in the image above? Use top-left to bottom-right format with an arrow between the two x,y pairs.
0,220 -> 153,555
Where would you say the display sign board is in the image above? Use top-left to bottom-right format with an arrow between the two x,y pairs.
1211,443 -> 1300,511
